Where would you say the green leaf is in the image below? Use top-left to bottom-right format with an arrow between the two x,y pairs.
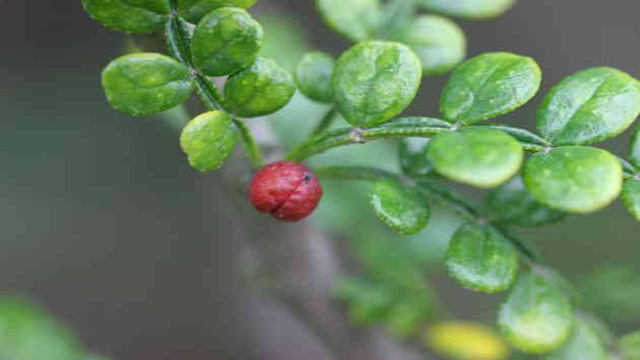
82,0 -> 170,34
445,223 -> 519,293
631,125 -> 640,169
180,110 -> 237,171
398,138 -> 437,179
316,0 -> 382,42
544,317 -> 608,360
295,51 -> 335,103
389,15 -> 466,76
427,127 -> 523,188
191,7 -> 263,77
332,41 -> 422,128
223,58 -> 296,118
0,297 -> 83,360
370,179 -> 430,235
537,67 -> 640,145
487,176 -> 566,227
387,299 -> 430,339
523,146 -> 623,213
440,52 -> 541,124
177,0 -> 258,23
619,331 -> 640,360
622,178 -> 640,221
418,0 -> 516,19
102,53 -> 194,116
498,272 -> 574,354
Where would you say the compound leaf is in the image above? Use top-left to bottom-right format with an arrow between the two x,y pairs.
523,146 -> 623,213
82,0 -> 170,34
191,7 -> 263,76
223,58 -> 296,118
440,52 -> 541,124
295,51 -> 335,103
102,53 -> 194,116
487,175 -> 566,227
390,15 -> 466,76
177,0 -> 258,23
332,41 -> 422,128
316,0 -> 382,42
544,317 -> 608,360
622,178 -> 640,221
418,0 -> 516,19
537,67 -> 640,145
446,223 -> 519,293
427,127 -> 523,188
370,179 -> 430,235
498,272 -> 574,354
180,110 -> 237,172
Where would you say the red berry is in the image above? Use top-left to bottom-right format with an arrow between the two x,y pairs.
249,161 -> 323,222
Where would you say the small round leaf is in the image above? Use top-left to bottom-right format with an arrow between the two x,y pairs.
446,224 -> 519,293
82,0 -> 169,34
102,53 -> 194,116
487,176 -> 566,227
370,179 -> 430,235
622,178 -> 640,221
389,15 -> 466,76
0,297 -> 83,360
498,272 -> 574,354
440,52 -> 541,124
427,127 -> 523,188
191,7 -> 263,77
523,146 -> 623,213
537,67 -> 640,145
180,111 -> 237,172
223,58 -> 296,118
316,0 -> 382,42
332,41 -> 422,128
177,0 -> 258,23
398,138 -> 437,179
619,331 -> 640,360
630,125 -> 640,169
295,51 -> 335,103
418,0 -> 516,19
545,317 -> 608,360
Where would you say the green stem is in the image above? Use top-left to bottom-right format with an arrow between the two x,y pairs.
309,106 -> 339,138
165,3 -> 264,170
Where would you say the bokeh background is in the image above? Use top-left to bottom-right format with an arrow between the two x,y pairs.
1,1 -> 639,359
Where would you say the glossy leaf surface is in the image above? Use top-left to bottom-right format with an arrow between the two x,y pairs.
180,111 -> 237,172
0,297 -> 82,360
295,51 -> 335,103
545,317 -> 608,360
332,41 -> 422,128
440,52 -> 541,124
223,58 -> 296,117
370,179 -> 430,235
622,178 -> 640,221
487,176 -> 566,227
191,7 -> 263,76
631,125 -> 640,169
398,138 -> 436,179
316,0 -> 381,42
427,127 -> 523,188
523,146 -> 623,213
418,0 -> 516,19
390,15 -> 466,75
538,67 -> 640,145
177,0 -> 258,23
82,0 -> 170,34
446,224 -> 519,293
102,53 -> 194,116
498,272 -> 573,353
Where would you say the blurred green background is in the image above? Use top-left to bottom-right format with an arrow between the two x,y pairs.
0,1 -> 638,359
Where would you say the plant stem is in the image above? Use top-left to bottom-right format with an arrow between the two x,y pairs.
309,106 -> 339,138
164,4 -> 264,170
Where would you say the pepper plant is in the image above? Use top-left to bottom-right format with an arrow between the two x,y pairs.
61,0 -> 640,359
